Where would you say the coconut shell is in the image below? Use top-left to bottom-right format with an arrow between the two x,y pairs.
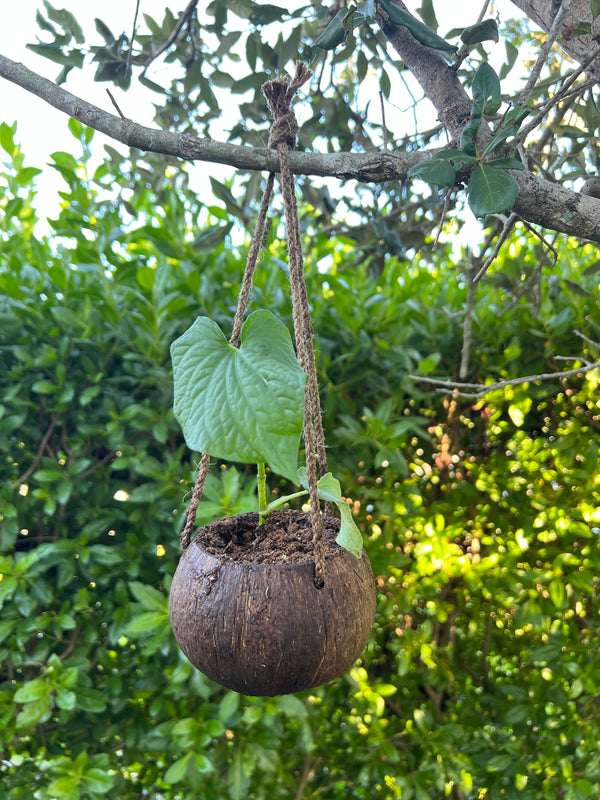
169,511 -> 376,696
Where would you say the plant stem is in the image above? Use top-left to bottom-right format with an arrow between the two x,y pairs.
257,461 -> 267,525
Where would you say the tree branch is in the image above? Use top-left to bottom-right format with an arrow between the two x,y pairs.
410,360 -> 600,399
0,54 -> 410,182
2,53 -> 600,241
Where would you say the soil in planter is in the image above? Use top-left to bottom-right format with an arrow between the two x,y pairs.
193,510 -> 346,565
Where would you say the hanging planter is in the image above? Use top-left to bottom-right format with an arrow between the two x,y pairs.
170,510 -> 376,696
168,63 -> 376,696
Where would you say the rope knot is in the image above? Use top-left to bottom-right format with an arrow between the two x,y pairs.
262,61 -> 312,152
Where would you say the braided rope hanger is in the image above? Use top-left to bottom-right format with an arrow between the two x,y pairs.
180,62 -> 329,587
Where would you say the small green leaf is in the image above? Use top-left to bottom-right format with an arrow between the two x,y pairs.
548,578 -> 567,610
472,62 -> 502,116
32,380 -> 57,394
418,354 -> 441,373
164,752 -> 192,785
297,469 -> 364,558
593,0 -> 600,20
314,7 -> 365,49
459,118 -> 481,155
467,164 -> 520,217
75,687 -> 107,713
82,768 -> 113,793
461,19 -> 499,45
433,149 -> 477,167
228,749 -> 250,800
14,679 -> 50,703
335,502 -> 364,559
26,43 -> 84,68
485,156 -> 524,170
171,311 -> 306,483
16,696 -> 50,728
129,582 -> 168,612
0,122 -> 16,155
378,0 -> 456,51
218,691 -> 240,723
407,159 -> 456,188
136,266 -> 155,290
124,611 -> 169,635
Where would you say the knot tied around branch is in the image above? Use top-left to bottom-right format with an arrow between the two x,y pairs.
263,61 -> 312,151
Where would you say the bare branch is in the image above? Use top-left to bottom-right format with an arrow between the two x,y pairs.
143,0 -> 199,69
575,329 -> 600,349
515,0 -> 569,107
410,361 -> 600,399
11,416 -> 59,489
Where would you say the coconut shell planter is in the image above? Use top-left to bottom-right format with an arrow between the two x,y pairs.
169,510 -> 376,696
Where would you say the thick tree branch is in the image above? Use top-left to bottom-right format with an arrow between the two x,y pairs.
2,53 -> 600,241
376,3 -> 600,241
0,54 -> 409,182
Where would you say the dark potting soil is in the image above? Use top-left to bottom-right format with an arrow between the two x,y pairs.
193,510 -> 343,565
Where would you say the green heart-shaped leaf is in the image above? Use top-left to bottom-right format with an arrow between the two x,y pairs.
171,310 -> 306,482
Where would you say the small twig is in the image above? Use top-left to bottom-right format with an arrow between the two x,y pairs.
459,281 -> 476,380
514,49 -> 600,146
76,451 -> 116,480
126,0 -> 141,76
106,89 -> 127,121
11,416 -> 58,489
515,0 -> 569,108
143,0 -> 199,69
293,754 -> 320,800
497,223 -> 558,317
432,188 -> 452,250
575,329 -> 600,349
451,0 -> 491,71
472,212 -> 517,284
410,360 -> 600,399
379,90 -> 388,150
459,214 -> 517,378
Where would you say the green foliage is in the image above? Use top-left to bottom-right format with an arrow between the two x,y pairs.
409,62 -> 528,216
3,0 -> 600,784
171,311 -> 306,483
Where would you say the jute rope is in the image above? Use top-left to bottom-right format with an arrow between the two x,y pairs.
181,62 -> 328,587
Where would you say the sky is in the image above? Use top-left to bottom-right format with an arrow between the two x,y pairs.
0,0 -> 523,226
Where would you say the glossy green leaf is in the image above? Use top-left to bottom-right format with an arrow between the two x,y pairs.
459,118 -> 481,155
164,752 -> 192,784
314,8 -> 366,49
407,158 -> 456,188
472,62 -> 502,116
461,19 -> 499,45
378,0 -> 456,51
123,611 -> 169,635
467,164 -> 520,217
171,311 -> 306,482
14,679 -> 50,703
129,582 -> 168,612
82,768 -> 113,793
